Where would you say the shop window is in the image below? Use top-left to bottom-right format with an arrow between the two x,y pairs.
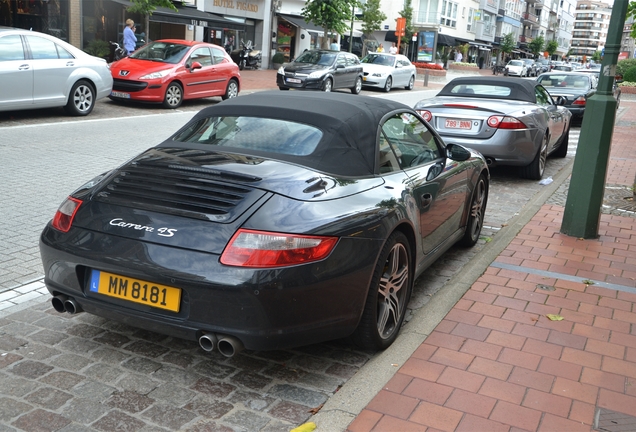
1,0 -> 69,41
277,21 -> 295,62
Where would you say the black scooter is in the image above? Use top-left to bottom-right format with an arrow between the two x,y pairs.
231,40 -> 261,70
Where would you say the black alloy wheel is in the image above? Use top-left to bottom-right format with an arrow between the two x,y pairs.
459,174 -> 488,247
520,133 -> 549,180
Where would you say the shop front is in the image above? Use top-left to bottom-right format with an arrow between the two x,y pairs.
275,14 -> 324,63
1,0 -> 71,41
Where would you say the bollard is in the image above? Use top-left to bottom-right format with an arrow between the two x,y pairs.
424,69 -> 429,87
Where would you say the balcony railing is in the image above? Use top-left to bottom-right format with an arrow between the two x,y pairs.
412,10 -> 442,25
523,12 -> 538,23
519,35 -> 534,43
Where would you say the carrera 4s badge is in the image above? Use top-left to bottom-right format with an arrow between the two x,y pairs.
109,218 -> 177,237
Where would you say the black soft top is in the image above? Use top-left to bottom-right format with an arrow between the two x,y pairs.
169,91 -> 410,177
438,76 -> 538,103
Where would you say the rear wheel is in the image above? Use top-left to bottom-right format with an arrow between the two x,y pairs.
64,80 -> 95,116
222,79 -> 239,100
520,133 -> 549,179
322,78 -> 332,92
552,126 -> 569,158
162,82 -> 183,109
383,76 -> 392,93
405,75 -> 415,90
351,76 -> 362,94
239,59 -> 246,70
351,231 -> 412,350
459,174 -> 488,247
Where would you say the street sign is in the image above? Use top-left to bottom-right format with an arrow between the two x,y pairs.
395,17 -> 406,37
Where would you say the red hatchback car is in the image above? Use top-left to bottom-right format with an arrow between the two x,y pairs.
109,39 -> 241,108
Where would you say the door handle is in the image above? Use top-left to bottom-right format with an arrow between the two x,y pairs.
66,61 -> 75,67
18,64 -> 30,70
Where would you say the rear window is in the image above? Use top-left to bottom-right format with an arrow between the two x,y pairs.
446,84 -> 512,97
172,116 -> 323,156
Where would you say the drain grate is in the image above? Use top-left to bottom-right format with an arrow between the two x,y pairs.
594,408 -> 636,431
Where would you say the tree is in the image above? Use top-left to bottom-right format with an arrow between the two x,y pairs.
125,0 -> 177,42
302,0 -> 357,49
592,50 -> 602,62
360,0 -> 385,55
397,0 -> 414,50
628,1 -> 636,38
500,32 -> 516,61
545,40 -> 558,58
528,35 -> 545,58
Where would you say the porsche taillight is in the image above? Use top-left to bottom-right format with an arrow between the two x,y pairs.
51,197 -> 82,233
417,110 -> 432,122
573,96 -> 586,106
486,115 -> 527,130
220,229 -> 338,268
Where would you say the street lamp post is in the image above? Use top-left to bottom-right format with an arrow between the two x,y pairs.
560,0 -> 629,238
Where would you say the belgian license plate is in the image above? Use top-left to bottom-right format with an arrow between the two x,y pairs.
110,91 -> 131,98
89,270 -> 181,312
445,119 -> 472,130
286,77 -> 301,83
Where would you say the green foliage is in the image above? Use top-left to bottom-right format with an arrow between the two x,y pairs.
126,0 -> 177,16
360,0 -> 385,36
623,65 -> 636,82
528,35 -> 545,57
545,40 -> 558,57
398,0 -> 414,46
302,0 -> 357,48
617,58 -> 636,76
84,39 -> 110,58
272,52 -> 285,64
629,2 -> 636,38
592,50 -> 602,62
500,33 -> 515,54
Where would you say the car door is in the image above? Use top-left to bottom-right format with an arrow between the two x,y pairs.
333,53 -> 350,88
381,112 -> 469,256
394,57 -> 410,87
536,85 -> 565,151
0,34 -> 33,110
181,46 -> 218,98
210,46 -> 234,95
345,53 -> 361,86
25,35 -> 76,107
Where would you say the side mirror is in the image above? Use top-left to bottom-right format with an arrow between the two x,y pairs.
446,143 -> 471,161
189,61 -> 202,71
555,96 -> 567,106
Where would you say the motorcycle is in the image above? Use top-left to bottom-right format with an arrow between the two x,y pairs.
110,41 -> 127,62
230,40 -> 261,70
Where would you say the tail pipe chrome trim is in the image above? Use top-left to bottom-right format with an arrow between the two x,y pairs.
51,295 -> 68,313
198,333 -> 218,352
64,298 -> 82,314
217,335 -> 244,358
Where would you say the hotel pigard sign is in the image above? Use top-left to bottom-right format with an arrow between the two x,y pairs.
204,0 -> 263,19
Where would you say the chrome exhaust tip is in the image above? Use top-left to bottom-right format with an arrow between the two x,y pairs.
51,295 -> 68,313
63,298 -> 82,314
198,333 -> 218,352
217,335 -> 244,358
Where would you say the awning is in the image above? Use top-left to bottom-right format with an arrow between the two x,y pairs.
469,42 -> 493,50
278,14 -> 324,36
384,31 -> 398,43
437,34 -> 456,46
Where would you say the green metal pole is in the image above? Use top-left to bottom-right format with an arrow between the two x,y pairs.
560,0 -> 628,238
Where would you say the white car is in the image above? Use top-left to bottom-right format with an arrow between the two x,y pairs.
505,60 -> 528,77
360,53 -> 416,92
0,28 -> 113,116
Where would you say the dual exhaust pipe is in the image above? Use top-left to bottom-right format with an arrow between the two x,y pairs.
199,332 -> 244,358
52,296 -> 243,358
51,295 -> 82,315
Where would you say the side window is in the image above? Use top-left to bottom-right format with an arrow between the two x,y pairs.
211,47 -> 226,64
0,35 -> 25,61
380,112 -> 441,170
56,45 -> 74,59
336,54 -> 346,67
25,36 -> 59,59
346,54 -> 359,66
535,86 -> 552,106
189,47 -> 212,66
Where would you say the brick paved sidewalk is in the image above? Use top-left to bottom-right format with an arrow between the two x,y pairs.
349,205 -> 636,432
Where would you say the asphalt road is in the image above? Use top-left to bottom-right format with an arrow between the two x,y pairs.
0,91 -> 584,431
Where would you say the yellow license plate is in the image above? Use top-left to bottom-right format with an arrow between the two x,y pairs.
89,270 -> 181,312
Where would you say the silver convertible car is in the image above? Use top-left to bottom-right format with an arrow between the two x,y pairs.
414,77 -> 572,180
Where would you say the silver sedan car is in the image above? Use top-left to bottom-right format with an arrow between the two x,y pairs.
414,76 -> 572,180
0,28 -> 113,116
361,53 -> 416,92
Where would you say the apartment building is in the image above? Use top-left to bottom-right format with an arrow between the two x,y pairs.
570,0 -> 611,59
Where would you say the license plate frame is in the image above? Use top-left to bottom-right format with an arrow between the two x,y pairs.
89,270 -> 181,312
444,118 -> 473,130
110,91 -> 131,99
286,77 -> 301,84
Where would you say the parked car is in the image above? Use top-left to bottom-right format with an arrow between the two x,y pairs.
536,58 -> 550,73
521,59 -> 539,77
576,68 -> 622,107
505,59 -> 528,77
414,76 -> 572,180
536,71 -> 598,118
360,53 -> 416,92
276,49 -> 363,93
552,64 -> 573,72
0,27 -> 113,116
39,91 -> 489,354
109,40 -> 240,109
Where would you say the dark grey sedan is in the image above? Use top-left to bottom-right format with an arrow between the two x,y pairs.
276,49 -> 363,93
536,72 -> 597,119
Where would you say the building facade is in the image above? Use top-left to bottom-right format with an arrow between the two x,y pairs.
570,0 -> 611,60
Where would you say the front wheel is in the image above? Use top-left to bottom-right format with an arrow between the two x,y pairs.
351,231 -> 412,350
405,75 -> 415,90
322,78 -> 332,92
351,76 -> 362,94
459,174 -> 488,247
383,76 -> 392,93
222,79 -> 239,100
64,80 -> 95,116
162,82 -> 183,109
239,59 -> 246,71
520,134 -> 549,180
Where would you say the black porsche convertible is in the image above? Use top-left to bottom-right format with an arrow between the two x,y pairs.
39,91 -> 489,355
